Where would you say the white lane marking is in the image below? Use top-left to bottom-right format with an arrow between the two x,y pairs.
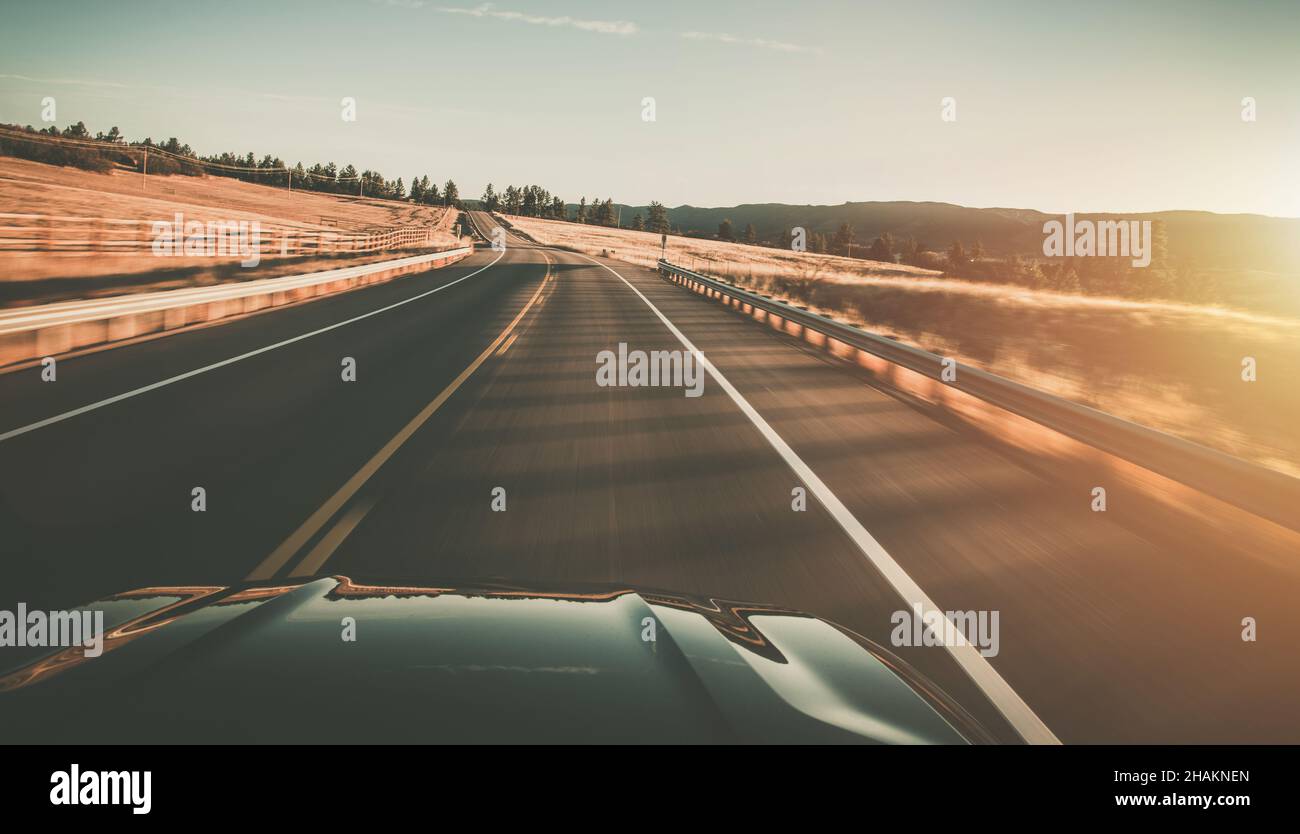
568,250 -> 1061,746
0,251 -> 505,444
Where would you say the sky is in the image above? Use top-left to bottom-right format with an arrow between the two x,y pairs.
1,0 -> 1298,216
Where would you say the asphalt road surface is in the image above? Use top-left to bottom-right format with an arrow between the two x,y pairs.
1,211 -> 1295,743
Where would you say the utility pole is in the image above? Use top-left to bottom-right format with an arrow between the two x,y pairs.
141,148 -> 148,191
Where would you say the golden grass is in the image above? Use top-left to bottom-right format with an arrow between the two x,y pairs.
0,157 -> 460,291
503,213 -> 937,282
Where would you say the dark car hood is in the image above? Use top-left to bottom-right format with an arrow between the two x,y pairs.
0,576 -> 990,744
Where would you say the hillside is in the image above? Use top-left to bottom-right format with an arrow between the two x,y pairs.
554,200 -> 1300,277
0,156 -> 459,304
500,212 -> 936,281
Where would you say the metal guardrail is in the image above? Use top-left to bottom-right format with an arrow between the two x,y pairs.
658,259 -> 1300,534
0,247 -> 473,335
0,246 -> 474,369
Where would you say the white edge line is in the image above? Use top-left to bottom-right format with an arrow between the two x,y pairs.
568,249 -> 1061,746
0,250 -> 504,444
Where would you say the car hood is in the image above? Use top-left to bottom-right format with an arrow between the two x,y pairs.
0,576 -> 990,744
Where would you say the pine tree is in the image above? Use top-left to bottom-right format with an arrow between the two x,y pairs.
947,240 -> 967,269
596,198 -> 616,226
832,222 -> 855,256
868,233 -> 895,262
647,201 -> 669,234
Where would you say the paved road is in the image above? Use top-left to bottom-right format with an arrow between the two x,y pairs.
1,211 -> 1295,743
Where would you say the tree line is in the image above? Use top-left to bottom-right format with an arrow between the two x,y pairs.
678,216 -> 1210,304
779,221 -> 1209,302
0,121 -> 462,207
479,182 -> 673,235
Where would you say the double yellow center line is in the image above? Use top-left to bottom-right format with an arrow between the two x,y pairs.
245,252 -> 553,581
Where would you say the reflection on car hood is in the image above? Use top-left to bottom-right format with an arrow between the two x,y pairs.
0,576 -> 991,744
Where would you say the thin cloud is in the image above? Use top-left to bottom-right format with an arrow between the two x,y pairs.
0,73 -> 131,88
680,30 -> 821,54
436,4 -> 637,36
258,92 -> 331,103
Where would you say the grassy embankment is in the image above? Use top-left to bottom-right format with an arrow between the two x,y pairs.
0,157 -> 460,306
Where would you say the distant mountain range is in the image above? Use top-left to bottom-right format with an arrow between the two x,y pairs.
573,201 -> 1300,275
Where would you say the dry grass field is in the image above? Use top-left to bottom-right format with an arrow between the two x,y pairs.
504,212 -> 938,284
0,157 -> 460,303
507,213 -> 1300,478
